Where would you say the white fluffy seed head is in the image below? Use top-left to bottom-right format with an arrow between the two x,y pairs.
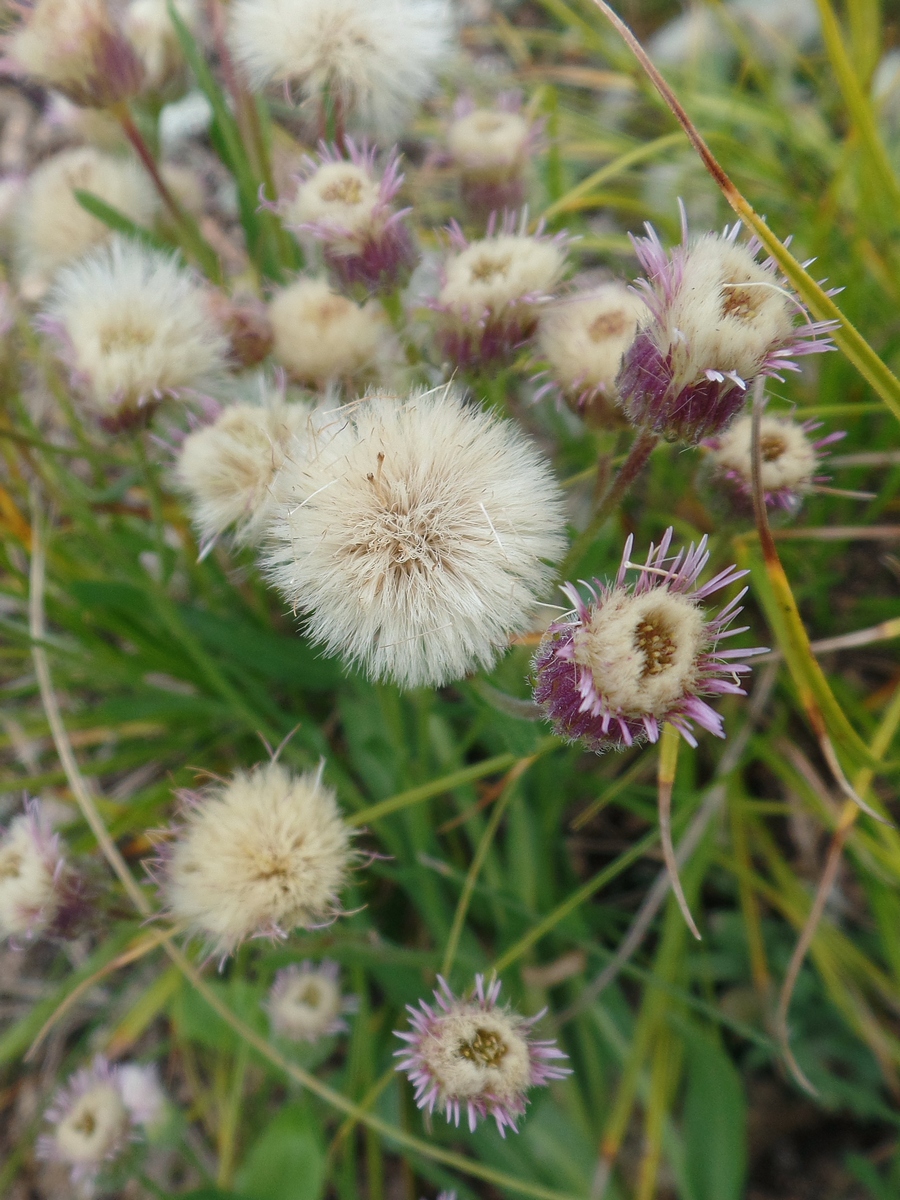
265,387 -> 567,688
267,961 -> 349,1041
418,1004 -> 533,1104
574,588 -> 708,719
14,147 -> 157,296
228,0 -> 452,137
268,276 -> 386,385
123,0 -> 195,93
53,1082 -> 129,1168
45,238 -> 228,421
163,761 -> 352,958
447,108 -> 531,175
176,397 -> 313,548
707,413 -> 818,493
0,812 -> 62,939
439,234 -> 565,319
537,284 -> 646,397
287,161 -> 382,244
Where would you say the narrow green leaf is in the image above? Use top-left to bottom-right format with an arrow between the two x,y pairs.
73,189 -> 173,255
682,1028 -> 748,1200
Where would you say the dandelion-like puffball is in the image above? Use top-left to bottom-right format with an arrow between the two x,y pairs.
228,0 -> 452,137
267,960 -> 357,1041
5,0 -> 144,107
535,284 -> 646,426
14,146 -> 157,294
435,214 -> 567,370
43,237 -> 228,429
266,387 -> 567,688
0,801 -> 67,941
394,975 -> 570,1136
533,529 -> 767,752
703,413 -> 845,516
618,214 -> 836,442
447,98 -> 536,220
124,0 -> 195,95
38,1058 -> 135,1187
176,397 -> 312,550
160,761 -> 352,958
268,276 -> 386,386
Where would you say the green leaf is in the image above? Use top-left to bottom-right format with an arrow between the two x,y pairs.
73,189 -> 174,254
682,1028 -> 747,1200
234,1104 -> 326,1200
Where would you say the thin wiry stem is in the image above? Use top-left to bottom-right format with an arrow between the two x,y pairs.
656,723 -> 700,940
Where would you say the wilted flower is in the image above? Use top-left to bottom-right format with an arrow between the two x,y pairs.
533,529 -> 767,751
266,960 -> 357,1041
158,761 -> 353,960
268,276 -> 387,387
265,386 -> 567,688
617,213 -> 836,442
38,1058 -> 135,1187
176,396 -> 312,552
42,238 -> 228,429
447,95 -> 538,220
394,974 -> 570,1136
4,0 -> 144,107
286,141 -> 416,295
0,800 -> 73,942
434,212 -> 567,370
534,283 -> 646,426
228,0 -> 452,138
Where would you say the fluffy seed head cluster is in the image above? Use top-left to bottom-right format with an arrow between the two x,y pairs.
435,213 -> 567,369
5,0 -> 144,107
617,214 -> 836,442
38,1058 -> 136,1186
0,800 -> 67,941
703,412 -> 844,515
176,396 -> 312,551
268,276 -> 386,386
43,238 -> 228,428
447,96 -> 536,219
533,529 -> 767,751
535,283 -> 646,426
394,975 -> 570,1136
123,0 -> 195,95
267,959 -> 357,1041
228,0 -> 452,137
265,387 -> 567,688
14,146 -> 157,295
286,142 -> 416,294
159,761 -> 352,959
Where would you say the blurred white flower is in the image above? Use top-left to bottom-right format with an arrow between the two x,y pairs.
267,960 -> 357,1041
268,276 -> 387,386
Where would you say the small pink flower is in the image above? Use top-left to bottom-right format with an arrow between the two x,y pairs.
0,798 -> 83,943
266,960 -> 358,1042
38,1057 -> 137,1186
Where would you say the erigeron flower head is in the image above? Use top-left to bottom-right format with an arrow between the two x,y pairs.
265,386 -> 567,689
266,959 -> 357,1041
228,0 -> 452,138
14,146 -> 157,297
702,413 -> 845,516
123,0 -> 195,97
394,975 -> 570,1136
158,760 -> 353,960
285,141 -> 416,295
176,395 -> 313,553
533,528 -> 767,752
617,210 -> 836,443
42,238 -> 228,430
38,1058 -> 135,1187
0,799 -> 72,942
268,275 -> 387,387
447,94 -> 538,221
4,0 -> 144,107
434,212 -> 568,371
534,283 -> 647,427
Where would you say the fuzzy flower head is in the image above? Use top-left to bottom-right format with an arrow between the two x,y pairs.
0,800 -> 70,942
5,0 -> 144,107
228,0 -> 452,138
394,975 -> 570,1136
117,1063 -> 167,1132
266,959 -> 357,1041
158,761 -> 352,960
205,290 -> 275,369
617,212 -> 836,443
123,0 -> 195,97
533,529 -> 767,751
265,386 -> 567,689
535,283 -> 646,427
176,396 -> 312,553
434,212 -> 567,371
285,141 -> 416,295
268,276 -> 387,387
447,95 -> 538,220
42,238 -> 228,429
38,1058 -> 135,1187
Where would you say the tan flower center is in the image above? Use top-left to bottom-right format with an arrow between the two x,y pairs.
721,278 -> 765,321
458,1026 -> 509,1068
760,432 -> 787,462
587,310 -> 629,341
73,1109 -> 97,1137
0,849 -> 23,880
320,176 -> 365,205
470,254 -> 511,283
634,611 -> 677,678
99,319 -> 155,354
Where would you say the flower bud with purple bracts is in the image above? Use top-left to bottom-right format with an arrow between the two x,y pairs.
37,1057 -> 137,1187
447,94 -> 539,222
702,413 -> 845,517
0,799 -> 84,943
394,974 -> 570,1136
533,529 -> 768,752
266,959 -> 358,1042
285,141 -> 417,296
432,211 -> 567,371
616,211 -> 836,443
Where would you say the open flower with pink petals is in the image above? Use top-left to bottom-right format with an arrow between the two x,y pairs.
533,529 -> 767,752
394,974 -> 570,1136
38,1057 -> 136,1187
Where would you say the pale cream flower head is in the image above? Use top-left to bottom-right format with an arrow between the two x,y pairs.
123,0 -> 196,94
706,413 -> 818,495
14,146 -> 157,297
228,0 -> 452,137
265,386 -> 567,688
439,232 -> 565,320
447,108 -> 531,175
39,1059 -> 134,1186
537,284 -> 646,402
0,806 -> 64,940
161,760 -> 352,959
176,395 -> 313,552
267,960 -> 355,1041
268,276 -> 386,387
287,160 -> 382,246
